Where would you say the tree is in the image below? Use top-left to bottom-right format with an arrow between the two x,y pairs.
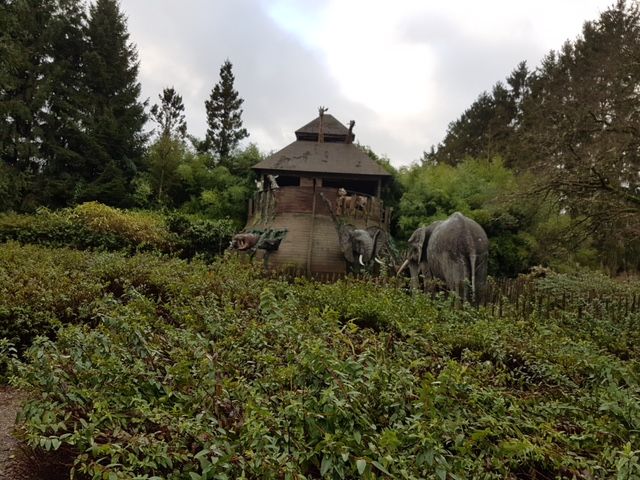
521,0 -> 640,271
0,0 -> 90,209
0,0 -> 56,173
205,60 -> 248,165
39,0 -> 92,207
82,0 -> 147,204
146,87 -> 188,205
150,87 -> 187,139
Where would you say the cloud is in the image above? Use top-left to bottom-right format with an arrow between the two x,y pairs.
120,0 -> 615,166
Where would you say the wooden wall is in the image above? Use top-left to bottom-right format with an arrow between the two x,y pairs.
247,186 -> 391,275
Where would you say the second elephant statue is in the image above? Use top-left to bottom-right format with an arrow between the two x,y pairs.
338,225 -> 387,273
398,212 -> 489,302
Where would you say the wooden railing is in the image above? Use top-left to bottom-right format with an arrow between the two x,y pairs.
248,187 -> 392,228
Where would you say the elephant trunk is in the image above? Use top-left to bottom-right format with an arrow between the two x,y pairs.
396,258 -> 410,276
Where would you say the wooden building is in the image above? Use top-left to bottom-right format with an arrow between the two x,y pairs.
244,110 -> 392,276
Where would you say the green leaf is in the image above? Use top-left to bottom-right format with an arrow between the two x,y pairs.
372,461 -> 392,476
436,467 -> 447,480
356,459 -> 367,475
320,455 -> 332,476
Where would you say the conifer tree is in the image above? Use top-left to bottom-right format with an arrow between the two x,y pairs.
40,0 -> 91,207
150,87 -> 187,139
0,0 -> 57,172
205,60 -> 248,165
81,0 -> 146,205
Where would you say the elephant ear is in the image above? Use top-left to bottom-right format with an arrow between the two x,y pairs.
339,224 -> 356,263
409,227 -> 428,263
367,227 -> 386,258
421,221 -> 443,261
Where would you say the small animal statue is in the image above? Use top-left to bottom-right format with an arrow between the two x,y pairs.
255,178 -> 264,192
267,174 -> 279,190
336,188 -> 348,215
354,195 -> 368,217
230,233 -> 261,251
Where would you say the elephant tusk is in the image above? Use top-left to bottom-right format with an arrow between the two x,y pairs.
358,254 -> 365,266
374,257 -> 386,266
396,258 -> 410,276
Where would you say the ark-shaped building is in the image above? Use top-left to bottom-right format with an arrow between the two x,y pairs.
246,111 -> 392,277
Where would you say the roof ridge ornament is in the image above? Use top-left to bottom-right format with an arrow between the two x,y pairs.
318,106 -> 328,143
346,120 -> 355,144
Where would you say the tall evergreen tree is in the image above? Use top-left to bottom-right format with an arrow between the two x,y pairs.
0,0 -> 89,209
0,0 -> 56,173
205,60 -> 248,165
81,0 -> 147,206
39,0 -> 91,207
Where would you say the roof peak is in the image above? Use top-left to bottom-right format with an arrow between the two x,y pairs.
295,113 -> 355,143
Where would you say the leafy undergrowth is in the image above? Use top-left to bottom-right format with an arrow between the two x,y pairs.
1,243 -> 640,479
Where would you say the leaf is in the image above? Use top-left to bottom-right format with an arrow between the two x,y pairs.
320,455 -> 333,476
356,459 -> 367,475
436,467 -> 447,480
372,461 -> 392,476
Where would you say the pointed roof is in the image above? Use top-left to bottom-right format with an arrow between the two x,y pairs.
295,114 -> 354,142
253,113 -> 390,178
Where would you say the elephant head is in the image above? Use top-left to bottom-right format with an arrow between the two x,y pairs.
396,221 -> 442,290
338,225 -> 386,272
230,232 -> 260,251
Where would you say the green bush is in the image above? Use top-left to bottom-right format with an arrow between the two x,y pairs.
3,243 -> 640,478
0,202 -> 237,260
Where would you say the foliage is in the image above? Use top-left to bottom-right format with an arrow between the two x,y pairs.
205,59 -> 249,164
0,0 -> 147,210
82,0 -> 147,188
2,243 -> 640,478
0,202 -> 236,261
424,1 -> 640,274
176,144 -> 261,223
165,212 -> 237,261
398,157 -> 545,276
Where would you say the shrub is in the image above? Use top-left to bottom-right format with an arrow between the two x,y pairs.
0,202 -> 238,260
4,244 -> 639,478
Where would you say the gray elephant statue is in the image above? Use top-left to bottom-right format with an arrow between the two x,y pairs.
339,225 -> 387,273
397,212 -> 489,302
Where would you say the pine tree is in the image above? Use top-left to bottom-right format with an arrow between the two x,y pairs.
205,60 -> 248,165
150,87 -> 187,139
82,0 -> 147,205
39,0 -> 92,207
0,0 -> 57,173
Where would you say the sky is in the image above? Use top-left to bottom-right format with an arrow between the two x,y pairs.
119,0 -> 616,167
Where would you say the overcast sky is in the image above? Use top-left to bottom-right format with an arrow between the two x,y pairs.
120,0 -> 615,167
